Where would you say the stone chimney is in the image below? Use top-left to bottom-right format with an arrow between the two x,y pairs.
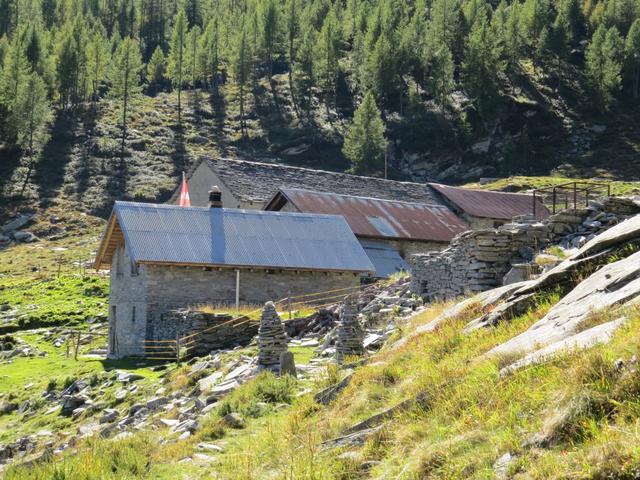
209,186 -> 223,208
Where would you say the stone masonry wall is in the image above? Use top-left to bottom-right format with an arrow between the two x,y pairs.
108,246 -> 149,358
144,266 -> 358,340
149,310 -> 258,357
409,197 -> 640,300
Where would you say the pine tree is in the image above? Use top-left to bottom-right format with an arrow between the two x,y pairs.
146,45 -> 166,90
108,37 -> 143,154
11,71 -> 52,195
586,25 -> 623,110
343,91 -> 388,174
625,19 -> 640,99
168,9 -> 188,123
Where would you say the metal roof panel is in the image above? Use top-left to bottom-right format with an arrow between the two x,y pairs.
272,189 -> 469,242
429,183 -> 550,221
110,201 -> 374,272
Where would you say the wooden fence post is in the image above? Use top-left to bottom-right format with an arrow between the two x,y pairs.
74,331 -> 80,361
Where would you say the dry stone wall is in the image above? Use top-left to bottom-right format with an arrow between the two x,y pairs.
148,310 -> 258,357
410,197 -> 640,300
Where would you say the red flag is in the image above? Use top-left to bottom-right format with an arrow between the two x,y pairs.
178,172 -> 191,207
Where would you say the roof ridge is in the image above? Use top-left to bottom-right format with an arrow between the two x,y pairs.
210,157 -> 429,187
114,200 -> 346,219
280,187 -> 450,209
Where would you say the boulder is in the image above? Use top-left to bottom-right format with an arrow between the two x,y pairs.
12,231 -> 38,243
490,249 -> 640,361
222,412 -> 245,429
279,351 -> 297,378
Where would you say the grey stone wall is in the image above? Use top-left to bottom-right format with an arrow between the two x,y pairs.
109,260 -> 358,357
410,220 -> 549,299
108,246 -> 149,358
409,197 -> 640,300
149,310 -> 258,357
386,239 -> 446,259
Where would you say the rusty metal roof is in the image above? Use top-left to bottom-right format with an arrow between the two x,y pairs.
266,189 -> 469,242
429,183 -> 550,221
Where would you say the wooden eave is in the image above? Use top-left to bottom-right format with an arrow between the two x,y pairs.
94,214 -> 125,269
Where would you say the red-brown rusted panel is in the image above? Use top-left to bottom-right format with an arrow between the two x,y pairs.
430,183 -> 550,221
273,189 -> 470,242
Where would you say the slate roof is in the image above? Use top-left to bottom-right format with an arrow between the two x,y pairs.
429,183 -> 551,221
199,157 -> 441,205
95,201 -> 375,273
266,188 -> 469,242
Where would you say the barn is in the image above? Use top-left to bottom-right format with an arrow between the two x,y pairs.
94,197 -> 374,358
169,157 -> 441,209
429,183 -> 550,228
264,188 -> 469,277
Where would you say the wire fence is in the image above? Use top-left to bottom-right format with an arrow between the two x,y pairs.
139,282 -> 385,364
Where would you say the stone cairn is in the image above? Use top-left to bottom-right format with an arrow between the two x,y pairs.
335,296 -> 365,362
257,302 -> 288,367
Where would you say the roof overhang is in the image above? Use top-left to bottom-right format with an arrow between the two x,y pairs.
94,213 -> 124,269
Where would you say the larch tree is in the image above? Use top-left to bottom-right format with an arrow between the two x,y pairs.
168,9 -> 188,123
108,36 -> 143,156
315,10 -> 339,108
429,43 -> 454,109
260,0 -> 280,85
462,16 -> 504,115
12,71 -> 52,195
232,17 -> 252,137
87,24 -> 110,105
625,19 -> 640,99
0,38 -> 29,138
586,25 -> 623,111
286,0 -> 299,115
146,45 -> 166,90
186,25 -> 201,89
342,91 -> 388,174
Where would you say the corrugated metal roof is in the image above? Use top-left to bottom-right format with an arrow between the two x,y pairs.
269,188 -> 469,242
360,240 -> 410,278
429,183 -> 550,221
99,201 -> 374,272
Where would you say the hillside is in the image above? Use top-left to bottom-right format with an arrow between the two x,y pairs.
1,0 -> 640,219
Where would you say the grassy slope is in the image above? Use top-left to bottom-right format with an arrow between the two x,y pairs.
466,175 -> 640,196
0,204 -> 108,333
7,290 -> 640,479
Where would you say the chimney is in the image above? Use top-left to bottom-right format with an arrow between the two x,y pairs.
209,185 -> 223,208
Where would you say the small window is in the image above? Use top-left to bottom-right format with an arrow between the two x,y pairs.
131,306 -> 136,322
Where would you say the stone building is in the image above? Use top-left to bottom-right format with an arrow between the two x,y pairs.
170,157 -> 442,209
429,183 -> 550,228
265,188 -> 469,277
94,198 -> 374,358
